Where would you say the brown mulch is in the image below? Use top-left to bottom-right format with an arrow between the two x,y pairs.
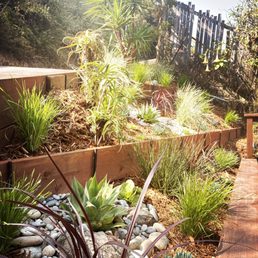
145,188 -> 218,258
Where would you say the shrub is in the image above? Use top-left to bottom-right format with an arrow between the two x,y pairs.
135,139 -> 207,196
2,85 -> 59,152
175,84 -> 212,130
128,62 -> 152,83
137,103 -> 160,123
178,74 -> 190,87
213,148 -> 239,171
224,110 -> 240,125
0,172 -> 49,253
118,179 -> 141,205
70,175 -> 126,231
177,175 -> 232,238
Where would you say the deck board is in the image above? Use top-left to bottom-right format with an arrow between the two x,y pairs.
218,158 -> 258,258
0,66 -> 75,80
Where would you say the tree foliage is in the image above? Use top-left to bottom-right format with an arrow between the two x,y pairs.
0,0 -> 89,66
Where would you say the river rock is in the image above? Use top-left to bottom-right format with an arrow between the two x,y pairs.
42,245 -> 56,256
127,209 -> 156,226
130,249 -> 149,258
129,236 -> 143,250
153,222 -> 166,232
146,226 -> 156,234
20,227 -> 38,236
20,246 -> 42,258
12,236 -> 43,247
117,228 -> 127,239
149,232 -> 169,250
140,239 -> 153,252
58,227 -> 121,257
30,219 -> 45,227
28,209 -> 41,220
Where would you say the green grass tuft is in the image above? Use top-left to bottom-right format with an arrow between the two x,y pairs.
224,110 -> 240,125
175,84 -> 212,130
177,175 -> 232,238
3,85 -> 59,152
213,148 -> 239,171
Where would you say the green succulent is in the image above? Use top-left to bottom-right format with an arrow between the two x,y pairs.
118,179 -> 141,205
71,175 -> 126,231
137,103 -> 160,124
174,251 -> 194,258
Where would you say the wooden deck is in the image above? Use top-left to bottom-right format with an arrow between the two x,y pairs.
218,158 -> 258,258
0,66 -> 75,80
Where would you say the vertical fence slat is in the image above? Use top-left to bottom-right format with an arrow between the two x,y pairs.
210,15 -> 217,55
188,4 -> 195,58
195,10 -> 202,55
199,12 -> 205,54
203,10 -> 210,53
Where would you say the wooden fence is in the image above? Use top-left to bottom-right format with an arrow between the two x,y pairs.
163,1 -> 237,65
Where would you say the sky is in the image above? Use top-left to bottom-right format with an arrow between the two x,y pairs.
181,0 -> 240,22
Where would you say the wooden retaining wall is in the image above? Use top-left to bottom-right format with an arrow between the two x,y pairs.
0,68 -> 78,148
0,127 -> 242,193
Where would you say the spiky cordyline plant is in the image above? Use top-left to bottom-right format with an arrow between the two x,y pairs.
2,147 -> 188,258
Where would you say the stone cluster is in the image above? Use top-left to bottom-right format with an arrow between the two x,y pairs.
12,194 -> 169,258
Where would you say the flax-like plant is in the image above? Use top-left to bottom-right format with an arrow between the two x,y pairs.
175,84 -> 212,131
2,85 -> 59,152
0,172 -> 50,254
135,139 -> 207,196
177,174 -> 232,238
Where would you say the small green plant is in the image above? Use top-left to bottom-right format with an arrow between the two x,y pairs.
118,179 -> 141,205
2,85 -> 59,152
177,175 -> 231,238
177,74 -> 190,87
70,175 -> 126,231
128,63 -> 152,83
137,103 -> 160,124
174,251 -> 194,258
213,148 -> 239,171
224,110 -> 240,125
159,70 -> 174,87
135,140 -> 207,196
0,172 -> 50,253
175,84 -> 212,130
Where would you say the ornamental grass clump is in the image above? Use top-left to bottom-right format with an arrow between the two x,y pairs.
135,139 -> 207,196
2,85 -> 59,152
213,148 -> 239,171
0,172 -> 50,254
158,70 -> 174,87
177,175 -> 232,238
224,110 -> 240,125
175,84 -> 212,131
70,175 -> 126,231
128,62 -> 152,83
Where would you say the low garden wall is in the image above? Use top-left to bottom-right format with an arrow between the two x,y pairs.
0,127 -> 242,193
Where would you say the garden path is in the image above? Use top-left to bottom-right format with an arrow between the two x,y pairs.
218,158 -> 258,258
